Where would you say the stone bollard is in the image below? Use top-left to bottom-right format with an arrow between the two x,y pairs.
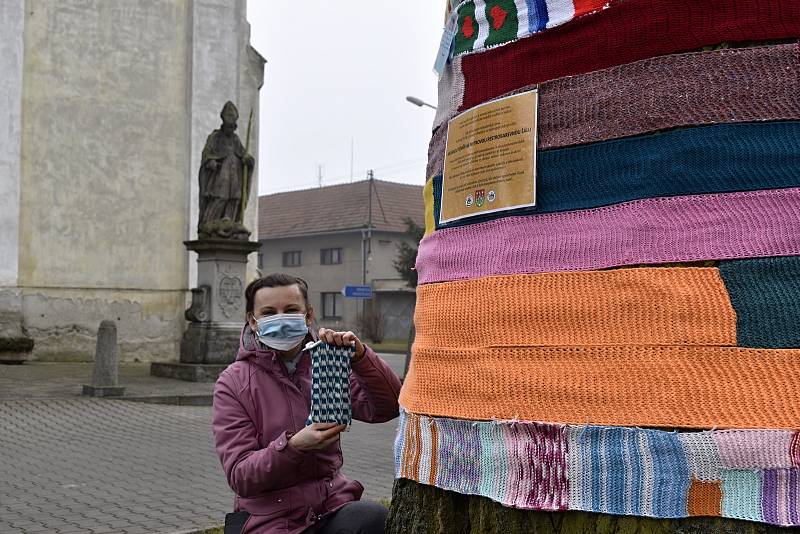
82,320 -> 125,397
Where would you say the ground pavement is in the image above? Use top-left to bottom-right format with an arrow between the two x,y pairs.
0,353 -> 404,534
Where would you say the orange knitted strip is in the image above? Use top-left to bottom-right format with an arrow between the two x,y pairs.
415,268 -> 736,348
400,346 -> 800,429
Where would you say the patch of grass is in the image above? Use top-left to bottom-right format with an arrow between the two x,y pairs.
368,339 -> 407,354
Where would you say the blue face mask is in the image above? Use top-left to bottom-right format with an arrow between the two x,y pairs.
256,313 -> 308,351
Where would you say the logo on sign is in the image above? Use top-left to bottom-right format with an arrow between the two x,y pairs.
465,194 -> 474,207
488,190 -> 496,202
475,189 -> 485,207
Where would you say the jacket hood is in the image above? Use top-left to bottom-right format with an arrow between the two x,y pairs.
236,322 -> 265,361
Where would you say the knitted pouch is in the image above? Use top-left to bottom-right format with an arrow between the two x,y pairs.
305,342 -> 352,427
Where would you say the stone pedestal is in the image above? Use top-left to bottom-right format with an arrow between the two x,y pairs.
151,238 -> 260,382
83,320 -> 125,396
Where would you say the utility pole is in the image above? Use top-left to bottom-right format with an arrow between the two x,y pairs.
361,170 -> 375,321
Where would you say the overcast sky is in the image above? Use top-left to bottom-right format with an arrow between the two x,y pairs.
247,1 -> 444,195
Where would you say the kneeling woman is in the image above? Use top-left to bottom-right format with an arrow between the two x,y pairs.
212,273 -> 402,533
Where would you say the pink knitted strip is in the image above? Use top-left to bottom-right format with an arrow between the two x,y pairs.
714,430 -> 796,469
416,188 -> 800,284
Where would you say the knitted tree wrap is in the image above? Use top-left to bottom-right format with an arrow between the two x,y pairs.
395,0 -> 800,527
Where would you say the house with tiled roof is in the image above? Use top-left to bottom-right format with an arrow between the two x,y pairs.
257,178 -> 424,340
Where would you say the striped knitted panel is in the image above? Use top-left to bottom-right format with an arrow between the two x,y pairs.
417,188 -> 800,283
395,410 -> 800,525
458,0 -> 800,111
714,430 -> 796,469
450,0 -> 609,58
400,411 -> 569,510
573,426 -> 690,517
400,346 -> 800,429
431,121 -> 800,231
427,43 -> 800,178
415,269 -> 736,348
304,343 -> 352,427
719,256 -> 800,348
762,469 -> 800,526
393,409 -> 406,478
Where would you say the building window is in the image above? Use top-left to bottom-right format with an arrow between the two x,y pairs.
320,247 -> 342,265
282,250 -> 301,267
321,292 -> 342,318
257,253 -> 264,269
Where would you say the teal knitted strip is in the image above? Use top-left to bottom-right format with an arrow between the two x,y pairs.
433,121 -> 800,230
719,256 -> 800,349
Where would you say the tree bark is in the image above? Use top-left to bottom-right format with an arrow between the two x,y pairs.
386,479 -> 790,534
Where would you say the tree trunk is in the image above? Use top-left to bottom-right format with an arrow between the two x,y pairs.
386,479 -> 789,534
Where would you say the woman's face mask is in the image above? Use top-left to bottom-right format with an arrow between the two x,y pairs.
255,313 -> 308,351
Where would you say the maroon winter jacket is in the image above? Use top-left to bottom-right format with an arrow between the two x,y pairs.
212,324 -> 401,533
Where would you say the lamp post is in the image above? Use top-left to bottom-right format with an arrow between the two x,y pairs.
405,96 -> 437,110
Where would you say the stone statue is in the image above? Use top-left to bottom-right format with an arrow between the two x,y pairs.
198,101 -> 255,240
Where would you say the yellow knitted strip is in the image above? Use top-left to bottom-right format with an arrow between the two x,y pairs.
423,178 -> 435,237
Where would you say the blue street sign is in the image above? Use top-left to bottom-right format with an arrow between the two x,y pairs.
342,285 -> 373,299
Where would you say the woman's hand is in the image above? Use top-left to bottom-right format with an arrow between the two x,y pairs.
288,423 -> 346,452
318,328 -> 366,361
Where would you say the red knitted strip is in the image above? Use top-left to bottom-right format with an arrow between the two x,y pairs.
792,432 -> 800,467
459,0 -> 800,112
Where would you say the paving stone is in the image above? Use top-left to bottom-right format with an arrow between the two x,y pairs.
1,373 -> 400,533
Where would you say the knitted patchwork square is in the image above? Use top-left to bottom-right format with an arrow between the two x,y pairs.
304,343 -> 352,427
688,479 -> 722,517
570,426 -> 690,517
721,469 -> 763,522
435,417 -> 483,496
792,433 -> 800,467
678,432 -> 722,482
506,422 -> 568,510
714,430 -> 796,469
762,469 -> 800,526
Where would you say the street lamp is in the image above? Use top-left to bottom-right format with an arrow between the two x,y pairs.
405,96 -> 437,110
